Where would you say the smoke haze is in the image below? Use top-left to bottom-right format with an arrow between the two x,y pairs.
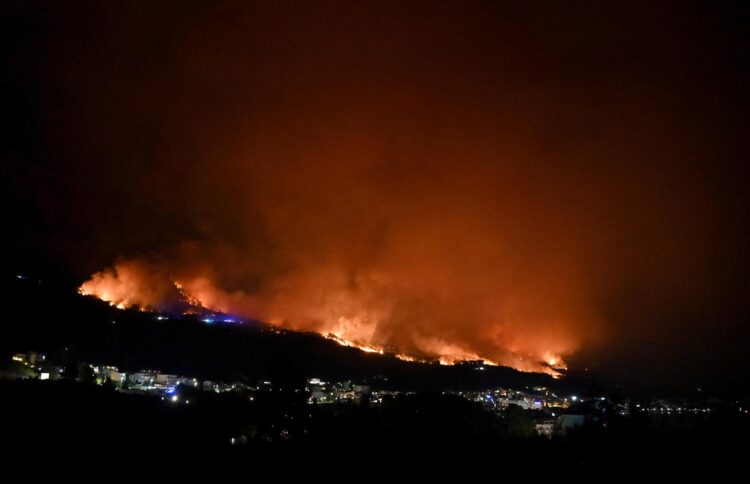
6,1 -> 749,382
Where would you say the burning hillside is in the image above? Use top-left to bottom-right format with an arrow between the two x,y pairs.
79,257 -> 572,376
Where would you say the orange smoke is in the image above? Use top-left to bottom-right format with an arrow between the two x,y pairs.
75,110 -> 619,377
68,1 -> 729,379
12,1 -> 743,388
79,258 -> 178,311
80,262 -> 572,375
80,208 -> 593,377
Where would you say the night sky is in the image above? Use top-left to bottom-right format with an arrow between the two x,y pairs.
5,1 -> 750,390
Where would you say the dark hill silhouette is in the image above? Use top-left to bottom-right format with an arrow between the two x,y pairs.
3,272 -> 570,392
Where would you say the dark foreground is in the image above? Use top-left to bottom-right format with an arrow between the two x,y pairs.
2,380 -> 746,471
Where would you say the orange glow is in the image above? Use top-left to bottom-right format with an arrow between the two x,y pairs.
79,259 -> 570,377
78,259 -> 173,312
173,281 -> 204,309
13,0 -> 748,392
324,333 -> 384,355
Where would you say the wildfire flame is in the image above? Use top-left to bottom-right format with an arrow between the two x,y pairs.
78,262 -> 568,377
324,333 -> 385,355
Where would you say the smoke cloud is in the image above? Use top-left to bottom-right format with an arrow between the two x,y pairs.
10,2 -> 748,379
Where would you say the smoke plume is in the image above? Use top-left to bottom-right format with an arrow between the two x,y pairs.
9,2 -> 745,379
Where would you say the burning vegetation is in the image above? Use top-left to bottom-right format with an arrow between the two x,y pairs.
79,255 -> 573,377
58,1 -> 741,385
